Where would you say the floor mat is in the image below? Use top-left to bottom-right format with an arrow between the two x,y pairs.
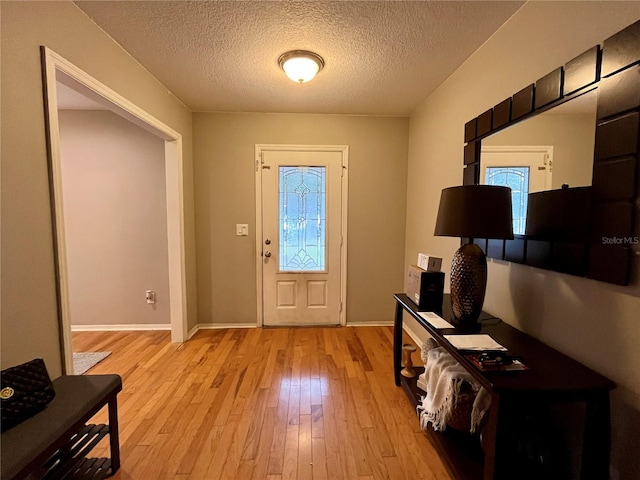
73,351 -> 111,375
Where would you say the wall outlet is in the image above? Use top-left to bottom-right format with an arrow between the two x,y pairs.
145,290 -> 156,304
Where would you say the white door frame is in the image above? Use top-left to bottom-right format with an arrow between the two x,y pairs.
41,47 -> 188,373
254,144 -> 348,327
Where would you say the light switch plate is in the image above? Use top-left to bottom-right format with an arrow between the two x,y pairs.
236,224 -> 249,236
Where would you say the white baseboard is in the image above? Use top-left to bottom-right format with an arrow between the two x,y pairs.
346,321 -> 394,327
197,323 -> 257,329
190,322 -> 394,338
75,321 -> 403,340
187,324 -> 199,340
71,324 -> 171,332
188,323 -> 257,339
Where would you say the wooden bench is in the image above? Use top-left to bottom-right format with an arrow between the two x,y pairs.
1,374 -> 122,480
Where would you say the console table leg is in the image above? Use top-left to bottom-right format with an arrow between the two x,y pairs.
581,392 -> 610,480
394,301 -> 403,386
108,396 -> 121,474
481,394 -> 501,480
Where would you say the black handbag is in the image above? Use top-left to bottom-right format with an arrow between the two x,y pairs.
1,358 -> 56,432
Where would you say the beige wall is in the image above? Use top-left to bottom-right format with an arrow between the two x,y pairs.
0,1 -> 197,377
193,113 -> 408,325
405,3 -> 640,479
58,110 -> 170,327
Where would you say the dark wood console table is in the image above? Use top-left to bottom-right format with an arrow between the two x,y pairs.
1,374 -> 122,480
394,293 -> 615,480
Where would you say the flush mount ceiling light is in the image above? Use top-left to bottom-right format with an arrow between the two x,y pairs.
278,50 -> 324,83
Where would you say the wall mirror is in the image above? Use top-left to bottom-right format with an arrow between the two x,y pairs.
462,20 -> 640,285
481,89 -> 597,235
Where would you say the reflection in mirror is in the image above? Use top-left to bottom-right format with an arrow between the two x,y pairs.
480,89 -> 597,234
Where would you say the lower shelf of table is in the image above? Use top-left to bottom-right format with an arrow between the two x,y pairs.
400,367 -> 485,480
66,457 -> 112,480
42,424 -> 114,480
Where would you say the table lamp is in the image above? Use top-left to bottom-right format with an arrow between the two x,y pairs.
434,185 -> 513,326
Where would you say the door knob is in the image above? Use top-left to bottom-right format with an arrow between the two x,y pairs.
264,251 -> 272,258
265,239 -> 271,245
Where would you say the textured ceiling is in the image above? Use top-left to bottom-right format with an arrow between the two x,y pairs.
75,1 -> 523,115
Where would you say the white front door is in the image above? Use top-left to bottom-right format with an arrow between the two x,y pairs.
481,146 -> 553,235
257,146 -> 347,326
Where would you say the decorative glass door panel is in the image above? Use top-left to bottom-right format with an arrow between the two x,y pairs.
279,166 -> 326,272
486,166 -> 530,235
481,147 -> 552,236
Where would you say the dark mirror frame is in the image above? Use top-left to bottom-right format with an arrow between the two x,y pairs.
462,20 -> 640,286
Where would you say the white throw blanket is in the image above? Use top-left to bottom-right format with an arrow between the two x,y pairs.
417,346 -> 491,433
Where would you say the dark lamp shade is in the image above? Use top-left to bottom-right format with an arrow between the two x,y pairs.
434,185 -> 514,240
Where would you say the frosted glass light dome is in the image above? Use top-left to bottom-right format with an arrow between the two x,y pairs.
278,50 -> 324,83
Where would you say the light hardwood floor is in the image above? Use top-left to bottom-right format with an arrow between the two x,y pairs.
73,327 -> 451,480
